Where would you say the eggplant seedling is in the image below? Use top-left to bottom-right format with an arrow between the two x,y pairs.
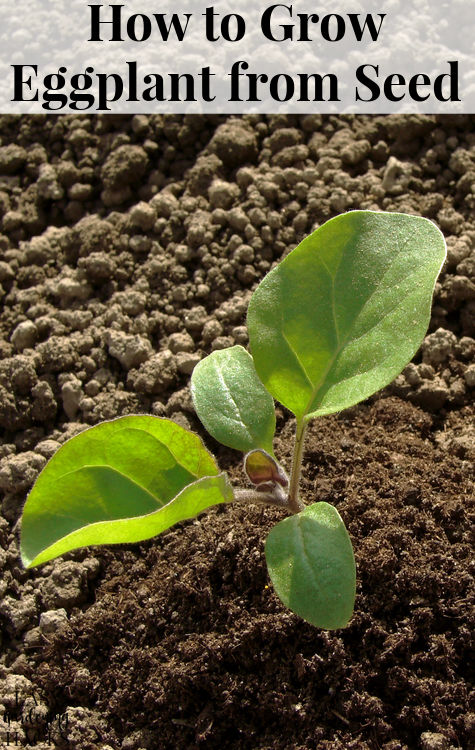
20,211 -> 446,630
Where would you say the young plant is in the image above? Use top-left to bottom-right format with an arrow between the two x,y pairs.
20,211 -> 446,630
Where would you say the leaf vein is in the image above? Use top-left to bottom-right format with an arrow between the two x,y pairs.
303,261 -> 424,415
215,367 -> 254,444
296,519 -> 321,598
318,257 -> 340,346
281,327 -> 315,391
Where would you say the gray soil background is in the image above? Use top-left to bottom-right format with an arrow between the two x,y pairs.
0,113 -> 474,749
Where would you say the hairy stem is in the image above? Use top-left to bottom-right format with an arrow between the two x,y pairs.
287,418 -> 307,513
234,488 -> 289,509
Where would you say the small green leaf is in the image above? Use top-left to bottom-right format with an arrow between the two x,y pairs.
20,415 -> 230,568
244,449 -> 288,488
247,211 -> 446,420
265,502 -> 356,630
191,345 -> 276,453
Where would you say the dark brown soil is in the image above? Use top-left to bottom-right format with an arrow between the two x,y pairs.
0,114 -> 474,750
35,399 -> 475,750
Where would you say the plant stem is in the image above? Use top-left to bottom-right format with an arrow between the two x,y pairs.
287,418 -> 307,513
235,419 -> 308,513
234,488 -> 289,509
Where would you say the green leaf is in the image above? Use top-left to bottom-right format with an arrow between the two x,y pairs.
22,473 -> 233,568
244,449 -> 288,488
20,415 -> 230,568
247,211 -> 446,420
191,345 -> 276,453
265,502 -> 356,630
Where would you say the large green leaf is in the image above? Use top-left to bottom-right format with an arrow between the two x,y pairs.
265,502 -> 356,630
191,345 -> 276,453
22,473 -> 233,568
20,416 -> 231,568
247,211 -> 446,420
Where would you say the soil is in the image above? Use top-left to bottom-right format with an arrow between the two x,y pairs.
0,113 -> 474,750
